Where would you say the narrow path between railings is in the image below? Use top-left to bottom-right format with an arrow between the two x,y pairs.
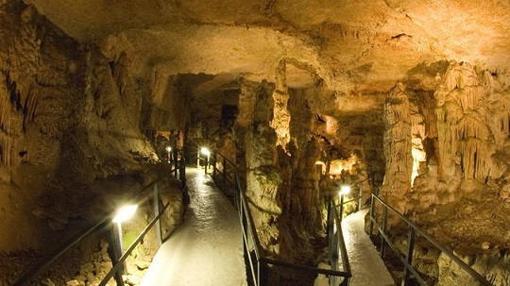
341,209 -> 394,286
140,168 -> 246,286
315,209 -> 394,286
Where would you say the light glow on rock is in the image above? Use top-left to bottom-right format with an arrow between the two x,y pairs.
315,161 -> 326,175
411,139 -> 426,186
329,155 -> 358,176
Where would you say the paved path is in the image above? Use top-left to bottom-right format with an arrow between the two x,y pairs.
342,209 -> 394,286
140,168 -> 246,286
315,209 -> 394,286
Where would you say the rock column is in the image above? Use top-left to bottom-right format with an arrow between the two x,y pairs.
381,83 -> 413,211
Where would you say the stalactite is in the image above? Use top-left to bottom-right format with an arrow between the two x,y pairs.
271,60 -> 291,149
434,62 -> 503,183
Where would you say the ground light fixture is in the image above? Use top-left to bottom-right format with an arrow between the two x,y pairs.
111,204 -> 138,270
338,185 -> 351,222
340,185 -> 351,196
165,146 -> 172,162
200,147 -> 211,174
112,204 -> 138,224
200,147 -> 211,157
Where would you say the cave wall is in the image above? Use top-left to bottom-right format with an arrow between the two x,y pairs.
372,61 -> 510,284
0,3 -> 192,285
0,1 -> 162,253
394,62 -> 510,209
143,73 -> 189,132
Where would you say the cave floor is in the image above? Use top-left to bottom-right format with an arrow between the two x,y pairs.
341,209 -> 395,286
315,209 -> 395,286
140,168 -> 246,286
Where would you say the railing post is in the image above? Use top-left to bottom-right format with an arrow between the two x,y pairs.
369,194 -> 375,236
327,200 -> 339,286
110,224 -> 125,286
235,175 -> 240,210
205,153 -> 209,175
357,188 -> 362,212
339,194 -> 345,222
327,200 -> 333,249
380,207 -> 388,257
402,228 -> 416,286
173,148 -> 178,177
176,150 -> 180,178
154,183 -> 162,246
223,157 -> 227,185
257,259 -> 261,285
179,151 -> 186,189
212,152 -> 217,177
197,147 -> 200,168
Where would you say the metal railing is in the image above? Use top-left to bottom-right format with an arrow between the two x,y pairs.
209,151 -> 352,286
14,150 -> 186,286
368,192 -> 492,286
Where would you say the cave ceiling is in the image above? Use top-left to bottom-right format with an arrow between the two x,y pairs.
26,0 -> 510,94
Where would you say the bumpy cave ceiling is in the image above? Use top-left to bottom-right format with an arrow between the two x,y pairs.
26,0 -> 510,92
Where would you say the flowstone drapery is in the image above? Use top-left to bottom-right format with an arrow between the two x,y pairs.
435,63 -> 503,183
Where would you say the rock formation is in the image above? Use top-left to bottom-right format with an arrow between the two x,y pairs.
1,0 -> 510,285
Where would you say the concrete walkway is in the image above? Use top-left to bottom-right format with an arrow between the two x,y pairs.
140,168 -> 246,286
342,209 -> 394,286
315,209 -> 394,286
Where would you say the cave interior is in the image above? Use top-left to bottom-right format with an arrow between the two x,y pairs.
0,0 -> 510,285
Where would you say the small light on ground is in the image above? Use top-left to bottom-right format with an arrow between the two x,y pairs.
200,147 -> 210,157
339,185 -> 351,196
113,204 -> 138,224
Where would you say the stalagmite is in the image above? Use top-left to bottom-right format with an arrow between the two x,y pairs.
381,83 -> 412,210
241,79 -> 283,255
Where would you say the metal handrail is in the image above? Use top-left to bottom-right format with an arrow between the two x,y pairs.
237,177 -> 262,260
13,217 -> 110,286
13,178 -> 164,286
369,193 -> 492,286
332,203 -> 351,276
98,201 -> 171,286
210,151 -> 352,286
14,152 -> 185,286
